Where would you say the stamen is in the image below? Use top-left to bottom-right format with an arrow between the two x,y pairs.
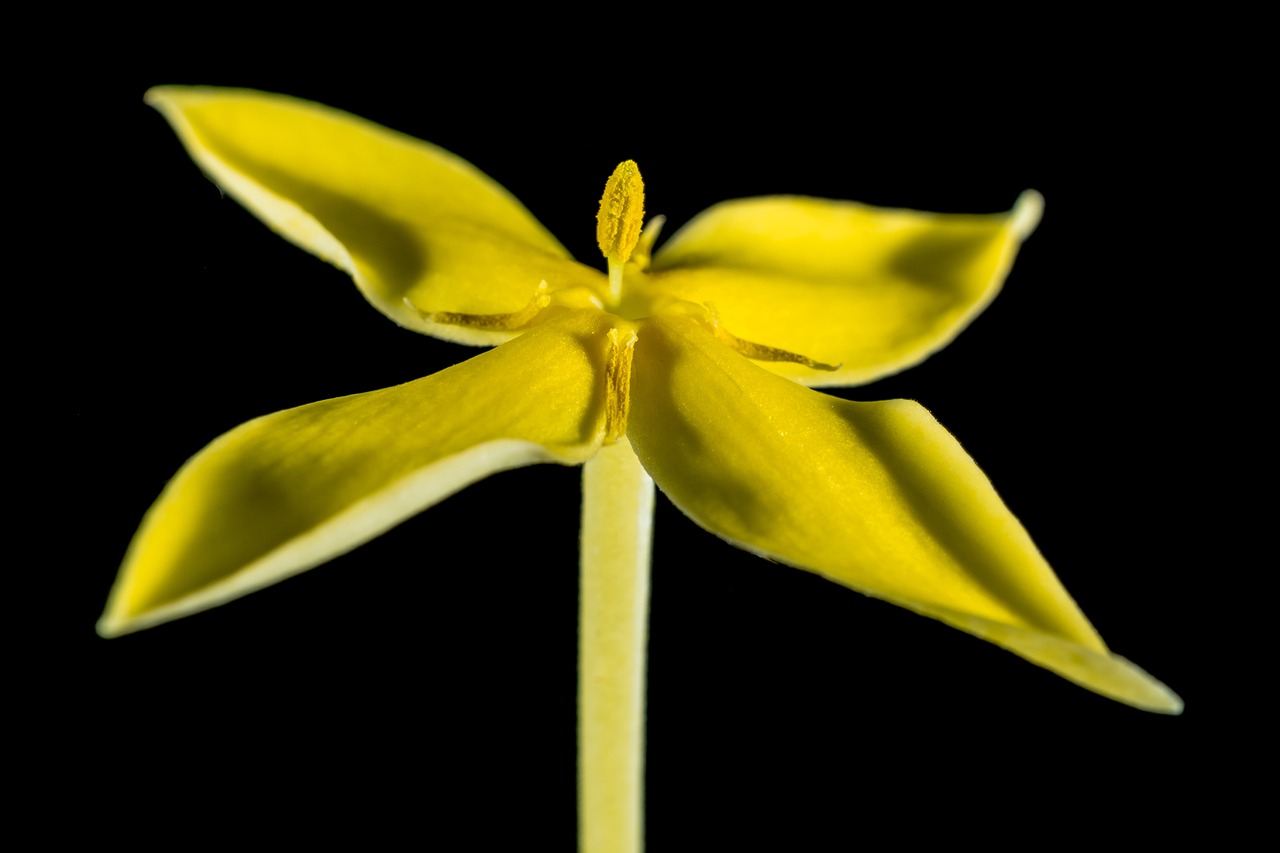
404,282 -> 550,331
596,161 -> 645,263
604,326 -> 638,443
630,215 -> 666,272
704,303 -> 840,372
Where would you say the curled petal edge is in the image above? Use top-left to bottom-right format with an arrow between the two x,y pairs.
641,191 -> 1044,387
100,310 -> 610,636
626,316 -> 1181,713
99,440 -> 582,637
146,86 -> 606,347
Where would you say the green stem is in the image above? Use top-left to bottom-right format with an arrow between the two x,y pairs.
579,438 -> 655,853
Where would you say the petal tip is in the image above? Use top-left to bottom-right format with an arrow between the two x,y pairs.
1052,642 -> 1184,715
1011,189 -> 1045,239
1113,655 -> 1184,715
143,84 -> 181,109
95,610 -> 128,640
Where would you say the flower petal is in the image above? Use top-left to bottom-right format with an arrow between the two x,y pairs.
627,316 -> 1181,712
99,310 -> 611,637
640,191 -> 1042,386
146,86 -> 607,345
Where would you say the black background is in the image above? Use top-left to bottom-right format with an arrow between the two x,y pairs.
30,26 -> 1242,845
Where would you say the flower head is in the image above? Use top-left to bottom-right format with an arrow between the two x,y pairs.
102,87 -> 1178,718
103,85 -> 1180,849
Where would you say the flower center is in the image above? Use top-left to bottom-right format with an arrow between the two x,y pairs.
402,162 -> 838,380
597,160 -> 645,308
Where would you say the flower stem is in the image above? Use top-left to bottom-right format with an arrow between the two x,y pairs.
579,438 -> 655,853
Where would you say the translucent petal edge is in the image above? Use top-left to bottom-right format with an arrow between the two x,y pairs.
98,438 -> 585,637
146,87 -> 359,286
674,519 -> 1181,714
145,86 -> 528,347
799,189 -> 1045,388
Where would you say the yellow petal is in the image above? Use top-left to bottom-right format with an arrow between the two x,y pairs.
146,86 -> 607,346
627,316 -> 1181,713
99,310 -> 611,637
637,191 -> 1042,386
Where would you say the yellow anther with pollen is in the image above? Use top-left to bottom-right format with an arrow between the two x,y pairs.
404,281 -> 551,331
597,161 -> 645,308
603,326 -> 638,443
597,161 -> 645,263
703,302 -> 840,372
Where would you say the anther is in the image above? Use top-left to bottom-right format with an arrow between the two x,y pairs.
604,326 -> 638,443
404,282 -> 551,331
596,161 -> 645,263
704,303 -> 840,372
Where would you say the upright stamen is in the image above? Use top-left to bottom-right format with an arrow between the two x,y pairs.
597,160 -> 645,306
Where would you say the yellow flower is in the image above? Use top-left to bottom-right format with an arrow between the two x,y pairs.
102,86 -> 1180,851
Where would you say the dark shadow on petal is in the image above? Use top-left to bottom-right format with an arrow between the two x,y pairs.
885,222 -> 1002,298
630,317 -> 1091,643
203,130 -> 426,299
628,322 -> 780,541
829,399 -> 1095,640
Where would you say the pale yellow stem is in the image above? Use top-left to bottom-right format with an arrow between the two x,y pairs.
580,438 -> 655,853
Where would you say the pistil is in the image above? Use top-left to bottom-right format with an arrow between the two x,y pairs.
597,160 -> 645,308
